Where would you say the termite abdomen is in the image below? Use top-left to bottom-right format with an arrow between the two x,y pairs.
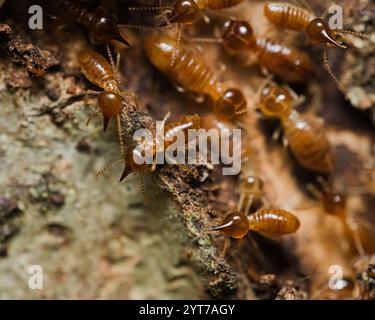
283,116 -> 333,174
164,115 -> 204,148
143,33 -> 247,119
256,38 -> 315,83
264,2 -> 313,30
248,209 -> 300,237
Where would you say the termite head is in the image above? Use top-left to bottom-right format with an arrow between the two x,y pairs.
258,86 -> 293,120
120,145 -> 151,182
98,92 -> 123,132
214,88 -> 247,119
306,18 -> 346,48
91,7 -> 130,47
241,176 -> 264,194
322,191 -> 347,217
208,211 -> 249,239
222,20 -> 256,52
159,0 -> 199,26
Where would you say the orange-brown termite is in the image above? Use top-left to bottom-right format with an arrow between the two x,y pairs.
264,1 -> 369,90
208,206 -> 300,256
195,19 -> 314,83
157,0 -> 245,26
307,177 -> 374,257
202,113 -> 253,164
119,113 -> 204,180
257,83 -> 333,174
223,19 -> 314,82
44,0 -> 129,48
97,113 -> 203,201
78,50 -> 139,171
130,0 -> 245,67
143,33 -> 247,120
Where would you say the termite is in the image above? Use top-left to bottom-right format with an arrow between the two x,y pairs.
194,19 -> 314,82
78,48 -> 139,188
202,113 -> 253,164
208,206 -> 300,256
307,177 -> 374,257
44,0 -> 129,48
143,33 -> 247,119
130,0 -> 245,67
97,113 -> 203,201
158,0 -> 245,26
220,19 -> 315,82
120,113 -> 204,180
257,83 -> 333,174
264,1 -> 369,91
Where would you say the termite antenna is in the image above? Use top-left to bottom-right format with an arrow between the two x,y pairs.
128,6 -> 163,12
96,159 -> 123,177
118,24 -> 157,31
336,29 -> 370,40
106,44 -> 117,77
323,48 -> 346,94
170,24 -> 182,70
190,37 -> 223,44
116,115 -> 125,160
139,172 -> 149,205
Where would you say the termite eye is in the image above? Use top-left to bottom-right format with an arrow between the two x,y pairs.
222,20 -> 254,51
171,0 -> 199,24
306,18 -> 341,46
214,88 -> 247,119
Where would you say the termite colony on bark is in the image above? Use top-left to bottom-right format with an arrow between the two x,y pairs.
3,0 -> 374,300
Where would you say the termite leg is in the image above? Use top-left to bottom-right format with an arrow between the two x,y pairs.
87,90 -> 102,96
202,13 -> 210,24
350,227 -> 366,256
272,125 -> 283,141
220,236 -> 230,260
306,183 -> 323,200
245,195 -> 254,215
86,110 -> 101,126
96,159 -> 123,177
